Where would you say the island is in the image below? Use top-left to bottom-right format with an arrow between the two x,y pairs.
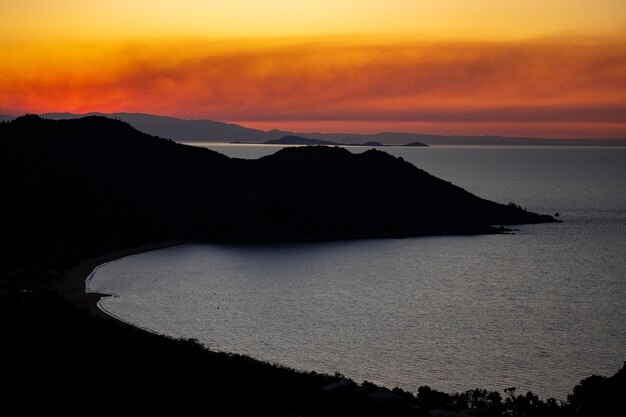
265,136 -> 409,147
265,135 -> 338,145
2,115 -> 622,416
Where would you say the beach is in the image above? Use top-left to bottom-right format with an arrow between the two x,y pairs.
60,240 -> 187,319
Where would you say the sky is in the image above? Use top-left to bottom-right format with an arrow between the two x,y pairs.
1,1 -> 625,138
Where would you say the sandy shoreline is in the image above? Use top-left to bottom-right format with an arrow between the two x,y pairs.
61,240 -> 188,319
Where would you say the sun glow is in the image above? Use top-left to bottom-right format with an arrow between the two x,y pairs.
2,1 -> 625,137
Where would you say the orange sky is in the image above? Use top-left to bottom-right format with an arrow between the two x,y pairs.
1,1 -> 626,138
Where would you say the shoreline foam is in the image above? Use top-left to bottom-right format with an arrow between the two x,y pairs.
61,240 -> 187,320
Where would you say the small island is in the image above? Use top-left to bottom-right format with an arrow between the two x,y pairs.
265,136 -> 420,147
265,135 -> 338,145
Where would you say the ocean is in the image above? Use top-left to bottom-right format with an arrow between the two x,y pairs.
87,145 -> 626,399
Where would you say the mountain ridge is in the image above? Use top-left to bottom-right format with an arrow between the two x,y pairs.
1,115 -> 556,276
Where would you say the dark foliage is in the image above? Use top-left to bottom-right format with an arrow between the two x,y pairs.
411,373 -> 625,417
0,291 -> 417,415
567,364 -> 626,416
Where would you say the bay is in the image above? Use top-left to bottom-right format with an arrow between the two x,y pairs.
88,145 -> 626,399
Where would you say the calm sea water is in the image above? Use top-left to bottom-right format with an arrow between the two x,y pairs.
88,145 -> 626,399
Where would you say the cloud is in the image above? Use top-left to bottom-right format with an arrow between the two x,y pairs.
1,37 -> 625,136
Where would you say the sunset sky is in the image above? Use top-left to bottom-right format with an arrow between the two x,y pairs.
1,1 -> 625,138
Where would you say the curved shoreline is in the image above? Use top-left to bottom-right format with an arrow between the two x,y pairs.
57,238 -> 624,407
87,260 -> 166,336
94,297 -> 165,336
62,240 -> 188,320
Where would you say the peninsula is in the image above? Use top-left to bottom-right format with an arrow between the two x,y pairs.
1,114 -> 555,280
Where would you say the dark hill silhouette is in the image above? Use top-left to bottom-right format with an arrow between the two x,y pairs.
265,135 -> 337,145
404,141 -> 428,147
0,115 -> 556,277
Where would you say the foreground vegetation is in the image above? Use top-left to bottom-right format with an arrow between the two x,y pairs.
1,289 -> 623,416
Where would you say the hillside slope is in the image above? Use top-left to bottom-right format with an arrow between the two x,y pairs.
0,115 -> 556,278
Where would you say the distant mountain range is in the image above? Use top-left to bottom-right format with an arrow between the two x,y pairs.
1,112 -> 624,146
29,112 -> 285,142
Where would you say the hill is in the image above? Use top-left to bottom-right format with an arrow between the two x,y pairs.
0,115 -> 556,279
